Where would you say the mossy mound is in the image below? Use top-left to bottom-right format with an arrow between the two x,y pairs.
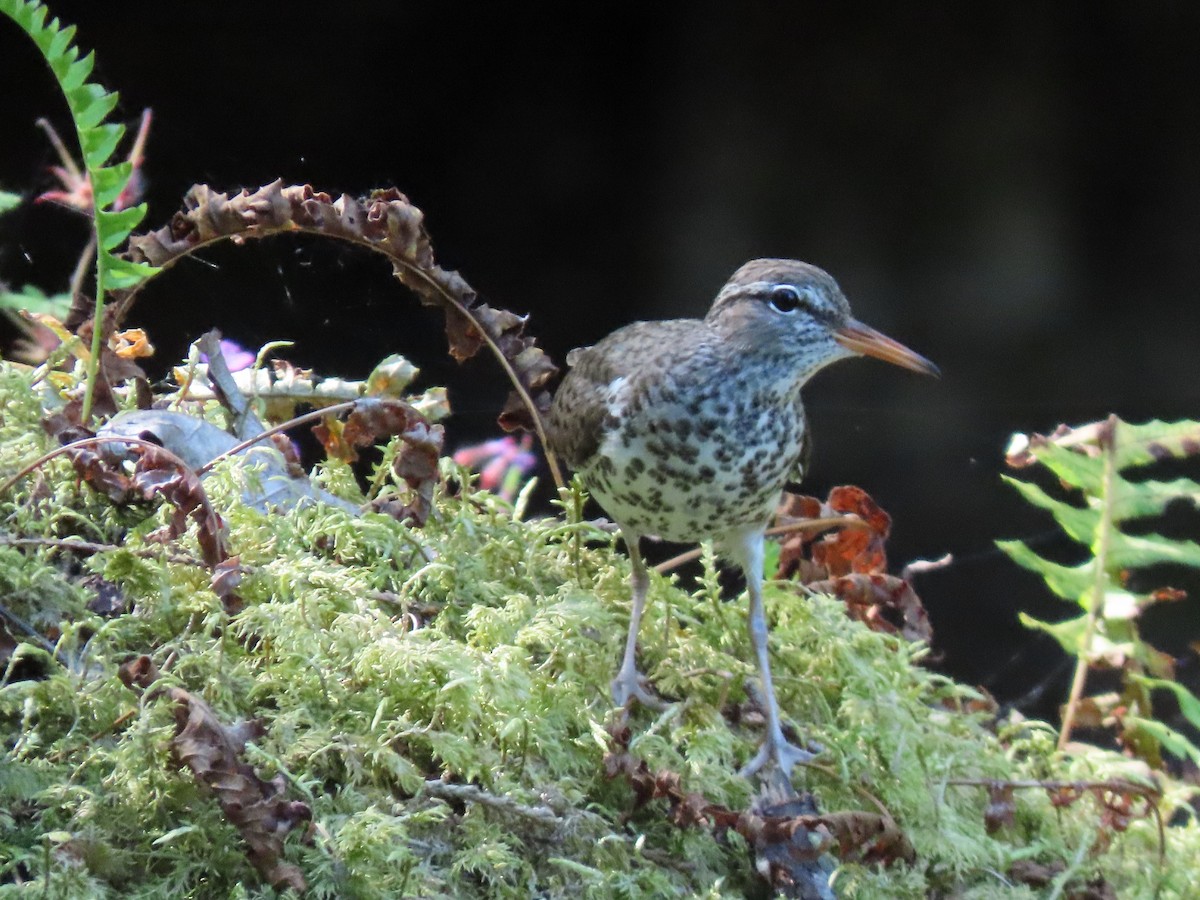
1,361 -> 1196,898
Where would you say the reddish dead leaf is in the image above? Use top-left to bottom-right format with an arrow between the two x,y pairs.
118,181 -> 558,434
40,421 -> 230,572
806,573 -> 933,643
1048,784 -> 1086,808
774,492 -> 828,582
314,398 -> 444,525
771,487 -> 935,643
774,486 -> 889,582
1149,586 -> 1186,603
168,687 -> 310,893
312,417 -> 353,462
132,446 -> 228,567
812,486 -> 890,576
211,556 -> 245,615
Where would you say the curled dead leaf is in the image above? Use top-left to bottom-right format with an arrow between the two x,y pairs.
167,687 -> 310,892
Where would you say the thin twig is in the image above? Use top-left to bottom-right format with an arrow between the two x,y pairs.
194,399 -> 360,477
0,535 -> 203,567
35,117 -> 83,181
421,779 -> 566,829
1059,415 -> 1118,751
948,774 -> 1165,864
68,238 -> 96,310
400,263 -> 565,490
652,514 -> 864,574
0,601 -> 59,658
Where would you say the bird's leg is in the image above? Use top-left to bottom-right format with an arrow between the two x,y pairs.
733,530 -> 817,779
610,532 -> 665,709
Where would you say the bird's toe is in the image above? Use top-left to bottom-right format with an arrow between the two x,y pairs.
610,671 -> 667,710
739,737 -> 819,781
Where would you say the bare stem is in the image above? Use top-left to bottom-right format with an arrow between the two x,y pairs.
652,514 -> 864,575
193,399 -> 360,477
1058,414 -> 1118,751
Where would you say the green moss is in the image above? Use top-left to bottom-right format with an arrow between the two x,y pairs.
1,360 -> 1197,898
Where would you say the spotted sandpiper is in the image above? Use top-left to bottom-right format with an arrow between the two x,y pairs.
548,259 -> 938,779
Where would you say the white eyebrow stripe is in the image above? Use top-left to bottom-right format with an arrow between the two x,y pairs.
716,280 -> 780,300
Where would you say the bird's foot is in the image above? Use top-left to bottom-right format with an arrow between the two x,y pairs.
739,734 -> 819,781
611,669 -> 667,710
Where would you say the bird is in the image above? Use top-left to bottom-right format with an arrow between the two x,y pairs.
547,258 -> 938,779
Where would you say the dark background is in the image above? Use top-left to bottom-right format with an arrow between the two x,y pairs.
3,3 -> 1200,720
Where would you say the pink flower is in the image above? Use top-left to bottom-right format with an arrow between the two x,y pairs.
35,109 -> 152,213
453,434 -> 537,501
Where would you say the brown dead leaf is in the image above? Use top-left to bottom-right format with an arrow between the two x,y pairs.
772,487 -> 932,643
805,573 -> 933,643
313,397 -> 445,526
168,687 -> 310,892
73,308 -> 150,420
40,422 -> 231,573
774,486 -> 890,582
110,328 -> 154,359
132,445 -> 228,568
1008,859 -> 1065,887
117,654 -> 161,692
211,556 -> 245,615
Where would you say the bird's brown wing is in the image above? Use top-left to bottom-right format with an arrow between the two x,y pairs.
547,319 -> 704,471
546,340 -> 623,470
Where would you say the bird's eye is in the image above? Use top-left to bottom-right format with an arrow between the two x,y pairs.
768,285 -> 805,314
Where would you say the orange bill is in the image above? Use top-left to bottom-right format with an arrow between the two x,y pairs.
834,319 -> 940,376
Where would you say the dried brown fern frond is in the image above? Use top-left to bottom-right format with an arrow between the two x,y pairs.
111,180 -> 563,485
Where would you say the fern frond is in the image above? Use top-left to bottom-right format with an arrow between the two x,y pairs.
0,0 -> 157,420
1002,415 -> 1200,759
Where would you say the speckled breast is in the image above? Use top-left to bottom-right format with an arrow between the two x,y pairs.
582,385 -> 807,542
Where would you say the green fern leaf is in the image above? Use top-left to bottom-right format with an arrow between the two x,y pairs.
1000,475 -> 1098,545
1115,418 -> 1200,468
1132,675 -> 1200,731
101,256 -> 156,290
1029,442 -> 1104,494
1112,476 -> 1200,520
1108,531 -> 1200,570
1123,716 -> 1200,767
1002,414 -> 1200,762
81,122 -> 124,170
996,539 -> 1093,602
1,0 -> 159,421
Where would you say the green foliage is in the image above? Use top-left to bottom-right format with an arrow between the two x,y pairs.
1,364 -> 1198,897
1000,416 -> 1200,759
0,285 -> 72,319
0,190 -> 21,215
0,0 -> 157,419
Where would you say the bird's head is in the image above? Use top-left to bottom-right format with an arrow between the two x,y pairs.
705,258 -> 939,380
